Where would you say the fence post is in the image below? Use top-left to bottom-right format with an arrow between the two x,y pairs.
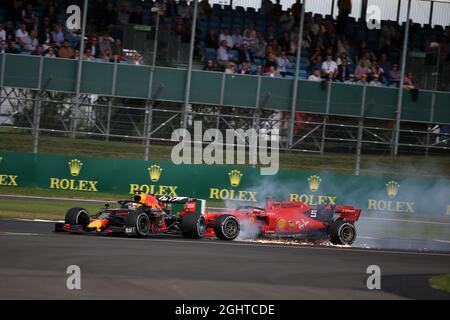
355,84 -> 367,176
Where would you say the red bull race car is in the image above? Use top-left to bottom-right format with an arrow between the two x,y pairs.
54,192 -> 241,240
55,193 -> 361,245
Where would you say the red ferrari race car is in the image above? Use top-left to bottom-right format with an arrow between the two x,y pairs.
210,198 -> 362,245
54,192 -> 241,240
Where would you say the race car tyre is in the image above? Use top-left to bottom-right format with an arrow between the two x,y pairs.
125,211 -> 151,237
214,214 -> 240,241
65,207 -> 90,229
329,220 -> 356,245
181,213 -> 206,239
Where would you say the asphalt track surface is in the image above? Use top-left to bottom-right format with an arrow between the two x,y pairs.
1,220 -> 450,299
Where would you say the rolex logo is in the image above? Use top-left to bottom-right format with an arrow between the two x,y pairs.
308,175 -> 321,192
386,180 -> 400,198
148,165 -> 163,182
228,170 -> 243,187
68,159 -> 83,177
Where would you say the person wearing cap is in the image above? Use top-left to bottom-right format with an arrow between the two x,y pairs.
344,73 -> 356,84
369,73 -> 383,87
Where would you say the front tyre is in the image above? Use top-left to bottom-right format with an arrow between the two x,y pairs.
181,213 -> 206,239
329,220 -> 356,245
125,211 -> 151,237
65,207 -> 90,230
214,214 -> 240,240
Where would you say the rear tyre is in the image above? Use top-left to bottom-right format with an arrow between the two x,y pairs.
214,214 -> 240,241
65,207 -> 90,229
181,213 -> 206,239
329,220 -> 356,245
125,211 -> 151,237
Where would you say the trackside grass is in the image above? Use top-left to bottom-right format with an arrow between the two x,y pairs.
429,275 -> 450,293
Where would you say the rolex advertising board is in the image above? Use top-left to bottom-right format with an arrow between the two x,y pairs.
0,151 -> 449,216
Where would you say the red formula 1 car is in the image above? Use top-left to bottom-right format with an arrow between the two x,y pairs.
207,198 -> 361,245
55,193 -> 241,241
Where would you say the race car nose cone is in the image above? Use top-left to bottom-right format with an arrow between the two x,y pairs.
87,220 -> 104,232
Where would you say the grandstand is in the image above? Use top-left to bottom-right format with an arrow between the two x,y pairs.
0,0 -> 449,173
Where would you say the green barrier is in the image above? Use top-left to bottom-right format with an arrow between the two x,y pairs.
1,54 -> 449,124
1,151 -> 449,217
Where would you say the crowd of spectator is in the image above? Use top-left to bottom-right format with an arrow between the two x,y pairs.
1,0 -> 449,89
0,0 -> 142,64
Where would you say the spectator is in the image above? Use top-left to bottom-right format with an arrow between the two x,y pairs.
273,0 -> 283,17
238,43 -> 253,63
217,40 -> 232,66
129,5 -> 144,25
45,46 -> 57,57
99,33 -> 114,53
231,27 -> 243,49
73,49 -> 80,60
83,48 -> 95,61
0,40 -> 8,53
32,45 -> 44,56
291,0 -> 302,24
252,64 -> 264,76
356,73 -> 368,85
337,57 -> 353,81
265,66 -> 281,78
198,0 -> 212,18
51,24 -> 64,47
6,40 -> 20,54
326,71 -> 336,82
219,28 -> 233,49
309,54 -> 323,74
177,0 -> 191,20
58,40 -> 74,58
86,36 -> 100,58
243,24 -> 257,47
112,38 -> 124,59
252,32 -> 267,59
337,0 -> 352,35
276,51 -> 291,76
102,49 -> 112,62
354,59 -> 371,79
22,30 -> 39,52
308,68 -> 322,81
389,63 -> 401,86
265,52 -> 277,72
225,62 -> 236,74
369,73 -> 383,86
15,23 -> 29,48
0,23 -> 7,42
131,52 -> 143,65
238,61 -> 251,74
378,53 -> 391,79
22,3 -> 36,30
203,59 -> 216,71
278,31 -> 291,53
265,25 -> 276,44
261,0 -> 274,17
117,4 -> 131,25
280,10 -> 294,32
321,54 -> 338,77
205,28 -> 218,49
39,26 -> 52,50
403,72 -> 416,89
103,3 -> 117,28
344,73 -> 356,84
4,21 -> 16,42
